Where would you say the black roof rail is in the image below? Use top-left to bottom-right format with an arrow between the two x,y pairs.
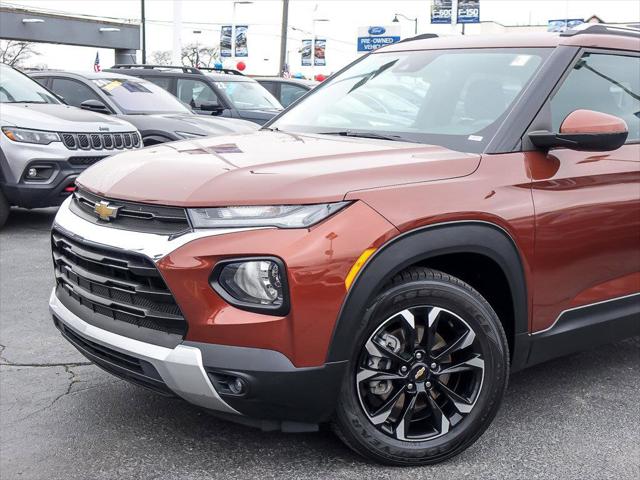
110,64 -> 204,74
196,67 -> 245,76
560,23 -> 640,38
398,33 -> 438,43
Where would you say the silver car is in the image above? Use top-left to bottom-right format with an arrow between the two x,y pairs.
0,64 -> 141,228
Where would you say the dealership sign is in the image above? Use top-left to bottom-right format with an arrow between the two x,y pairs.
431,0 -> 480,24
357,24 -> 401,52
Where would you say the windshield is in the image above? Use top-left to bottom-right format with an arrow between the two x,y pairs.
217,80 -> 282,111
271,48 -> 550,152
0,64 -> 60,104
91,77 -> 191,114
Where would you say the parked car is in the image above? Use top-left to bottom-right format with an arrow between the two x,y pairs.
30,71 -> 257,145
49,25 -> 640,466
254,77 -> 317,107
0,64 -> 141,228
105,65 -> 283,125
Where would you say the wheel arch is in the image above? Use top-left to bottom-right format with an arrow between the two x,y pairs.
326,221 -> 530,371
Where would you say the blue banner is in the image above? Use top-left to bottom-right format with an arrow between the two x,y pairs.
458,0 -> 480,24
356,25 -> 401,52
235,25 -> 248,57
220,26 -> 232,57
431,0 -> 452,24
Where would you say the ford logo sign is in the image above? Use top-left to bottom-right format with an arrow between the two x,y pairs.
368,26 -> 386,35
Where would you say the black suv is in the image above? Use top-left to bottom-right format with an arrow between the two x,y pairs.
106,65 -> 283,125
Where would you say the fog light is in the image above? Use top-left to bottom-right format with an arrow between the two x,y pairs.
213,258 -> 289,315
27,167 -> 38,178
229,377 -> 246,395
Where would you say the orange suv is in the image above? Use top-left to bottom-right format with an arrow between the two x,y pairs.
49,25 -> 639,465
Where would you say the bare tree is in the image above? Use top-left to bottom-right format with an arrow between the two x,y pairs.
0,40 -> 39,67
181,43 -> 219,68
150,50 -> 172,65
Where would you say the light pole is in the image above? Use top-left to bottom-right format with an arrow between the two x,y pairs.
311,18 -> 329,79
392,13 -> 418,35
231,1 -> 253,59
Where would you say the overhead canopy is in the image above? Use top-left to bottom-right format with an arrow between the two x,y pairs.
0,6 -> 140,50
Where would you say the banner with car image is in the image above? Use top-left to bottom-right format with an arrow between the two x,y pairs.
235,25 -> 248,57
431,0 -> 452,24
301,39 -> 312,66
314,39 -> 326,66
220,25 -> 232,57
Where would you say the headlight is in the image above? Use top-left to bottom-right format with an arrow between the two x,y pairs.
188,202 -> 350,229
212,258 -> 289,315
2,127 -> 60,145
175,131 -> 206,139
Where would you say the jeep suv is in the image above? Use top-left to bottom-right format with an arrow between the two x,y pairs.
0,64 -> 141,228
49,25 -> 639,465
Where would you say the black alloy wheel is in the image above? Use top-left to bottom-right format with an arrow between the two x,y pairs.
334,267 -> 509,465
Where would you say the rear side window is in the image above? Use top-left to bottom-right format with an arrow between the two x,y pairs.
176,78 -> 221,109
551,53 -> 640,142
51,78 -> 102,107
280,83 -> 308,107
143,76 -> 172,91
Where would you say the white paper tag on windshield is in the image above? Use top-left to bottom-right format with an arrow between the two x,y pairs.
511,55 -> 532,67
468,135 -> 483,142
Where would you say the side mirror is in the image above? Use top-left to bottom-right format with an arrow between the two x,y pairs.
80,99 -> 111,115
199,101 -> 224,114
529,109 -> 628,152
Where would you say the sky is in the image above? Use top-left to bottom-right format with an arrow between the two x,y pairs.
2,0 -> 639,75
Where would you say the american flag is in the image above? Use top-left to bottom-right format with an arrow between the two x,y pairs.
93,52 -> 101,72
281,62 -> 290,78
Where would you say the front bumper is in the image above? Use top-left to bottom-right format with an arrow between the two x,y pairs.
50,288 -> 239,415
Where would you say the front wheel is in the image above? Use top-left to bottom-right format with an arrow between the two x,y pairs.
333,268 -> 509,465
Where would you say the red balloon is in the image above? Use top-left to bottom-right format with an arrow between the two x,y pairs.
236,61 -> 246,71
314,74 -> 326,82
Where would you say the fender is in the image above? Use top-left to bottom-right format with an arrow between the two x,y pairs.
325,221 -> 530,370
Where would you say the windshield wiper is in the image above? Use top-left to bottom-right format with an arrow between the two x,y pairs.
319,130 -> 410,142
4,100 -> 47,104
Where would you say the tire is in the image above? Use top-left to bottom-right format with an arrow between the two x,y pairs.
0,189 -> 9,229
333,267 -> 509,466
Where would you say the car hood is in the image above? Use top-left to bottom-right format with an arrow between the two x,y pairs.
1,103 -> 135,132
120,113 -> 258,136
77,130 -> 481,207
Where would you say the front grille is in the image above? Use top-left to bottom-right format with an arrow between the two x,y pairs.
62,133 -> 76,149
59,132 -> 138,151
90,134 -> 102,149
68,156 -> 107,166
54,317 -> 174,396
78,134 -> 90,149
52,228 -> 187,336
70,188 -> 191,235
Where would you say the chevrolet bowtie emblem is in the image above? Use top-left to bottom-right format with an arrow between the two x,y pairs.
94,200 -> 120,221
415,366 -> 426,380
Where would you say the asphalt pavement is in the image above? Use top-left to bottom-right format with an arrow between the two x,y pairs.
1,207 -> 639,480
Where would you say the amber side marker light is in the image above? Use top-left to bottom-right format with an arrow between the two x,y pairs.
345,248 -> 376,290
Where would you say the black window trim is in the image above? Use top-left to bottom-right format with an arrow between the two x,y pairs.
520,46 -> 640,151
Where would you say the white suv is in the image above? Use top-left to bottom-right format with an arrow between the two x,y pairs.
0,64 -> 141,228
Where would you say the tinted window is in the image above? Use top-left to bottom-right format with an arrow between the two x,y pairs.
272,48 -> 549,152
176,78 -> 221,109
551,53 -> 640,142
143,76 -> 172,91
51,78 -> 102,107
216,80 -> 282,110
259,81 -> 278,96
280,83 -> 308,107
0,65 -> 60,104
91,77 -> 191,114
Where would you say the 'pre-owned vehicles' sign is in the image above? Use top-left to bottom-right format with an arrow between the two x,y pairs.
357,25 -> 401,52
